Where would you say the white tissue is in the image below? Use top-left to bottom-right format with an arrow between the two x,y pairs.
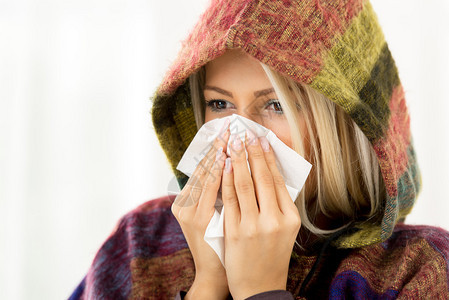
176,114 -> 312,265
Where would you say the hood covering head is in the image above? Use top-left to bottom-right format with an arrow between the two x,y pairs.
151,0 -> 420,248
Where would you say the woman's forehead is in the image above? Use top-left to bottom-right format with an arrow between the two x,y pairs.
204,50 -> 269,86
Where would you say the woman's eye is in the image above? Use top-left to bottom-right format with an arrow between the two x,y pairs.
205,99 -> 230,112
265,100 -> 283,114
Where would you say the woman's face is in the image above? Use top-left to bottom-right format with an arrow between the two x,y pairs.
204,50 -> 316,210
204,50 -> 293,149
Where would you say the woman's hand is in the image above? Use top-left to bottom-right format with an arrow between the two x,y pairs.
222,129 -> 301,300
171,125 -> 230,300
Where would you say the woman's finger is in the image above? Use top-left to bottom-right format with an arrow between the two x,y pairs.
175,127 -> 230,208
196,147 -> 226,218
245,129 -> 278,214
222,157 -> 239,227
230,134 -> 258,219
195,128 -> 230,187
259,136 -> 294,214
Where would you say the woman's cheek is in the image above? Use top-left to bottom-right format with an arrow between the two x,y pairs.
266,120 -> 293,149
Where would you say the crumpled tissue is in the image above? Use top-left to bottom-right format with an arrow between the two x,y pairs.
176,114 -> 312,265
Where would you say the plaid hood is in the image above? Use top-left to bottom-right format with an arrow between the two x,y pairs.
151,0 -> 420,248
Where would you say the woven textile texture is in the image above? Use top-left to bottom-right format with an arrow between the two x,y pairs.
69,0 -> 449,299
152,0 -> 419,248
70,196 -> 449,299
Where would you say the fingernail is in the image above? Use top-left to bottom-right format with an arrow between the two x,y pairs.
216,147 -> 223,161
225,157 -> 232,173
246,129 -> 258,145
259,136 -> 270,152
232,135 -> 242,151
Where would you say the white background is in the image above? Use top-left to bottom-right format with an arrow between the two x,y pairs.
1,1 -> 448,299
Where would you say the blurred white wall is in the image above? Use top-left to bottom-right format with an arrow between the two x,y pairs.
0,0 -> 448,299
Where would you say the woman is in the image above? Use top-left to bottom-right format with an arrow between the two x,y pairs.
70,0 -> 449,299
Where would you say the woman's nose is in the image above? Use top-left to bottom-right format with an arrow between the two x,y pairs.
236,107 -> 262,125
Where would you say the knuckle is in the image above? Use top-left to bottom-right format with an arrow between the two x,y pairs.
265,156 -> 277,167
227,231 -> 239,242
286,213 -> 301,230
210,170 -> 221,183
189,186 -> 202,200
226,199 -> 239,209
222,190 -> 237,204
196,161 -> 208,177
231,151 -> 246,162
257,172 -> 274,186
222,179 -> 235,190
273,174 -> 285,186
235,180 -> 254,194
262,219 -> 281,235
203,178 -> 216,190
243,224 -> 258,239
222,191 -> 237,204
249,149 -> 265,160
202,181 -> 212,191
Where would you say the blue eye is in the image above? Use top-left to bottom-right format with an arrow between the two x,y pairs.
205,99 -> 283,115
205,99 -> 230,112
265,100 -> 283,114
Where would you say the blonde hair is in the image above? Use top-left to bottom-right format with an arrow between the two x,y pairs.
189,64 -> 385,239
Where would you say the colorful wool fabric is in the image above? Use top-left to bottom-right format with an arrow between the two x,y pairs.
151,0 -> 420,248
70,196 -> 449,299
69,0 -> 449,298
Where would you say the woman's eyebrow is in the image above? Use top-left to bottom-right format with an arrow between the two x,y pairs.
204,86 -> 275,99
204,85 -> 233,97
254,88 -> 275,98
